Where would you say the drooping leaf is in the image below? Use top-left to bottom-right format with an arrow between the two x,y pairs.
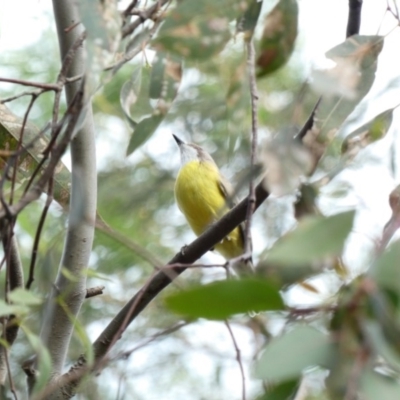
360,370 -> 400,400
266,210 -> 355,266
364,320 -> 400,372
311,35 -> 384,140
126,114 -> 164,154
9,288 -> 43,306
0,299 -> 29,317
236,0 -> 263,39
154,0 -> 247,61
319,107 -> 394,184
256,0 -> 298,77
23,327 -> 52,395
122,55 -> 182,155
255,325 -> 334,382
165,278 -> 284,320
0,104 -> 71,207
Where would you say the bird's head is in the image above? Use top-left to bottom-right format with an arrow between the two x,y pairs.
173,134 -> 215,166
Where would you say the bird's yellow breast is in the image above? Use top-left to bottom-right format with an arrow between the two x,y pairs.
175,160 -> 244,259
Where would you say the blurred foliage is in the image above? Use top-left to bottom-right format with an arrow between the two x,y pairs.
0,0 -> 400,399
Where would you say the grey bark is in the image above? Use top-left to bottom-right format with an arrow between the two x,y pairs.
38,0 -> 97,395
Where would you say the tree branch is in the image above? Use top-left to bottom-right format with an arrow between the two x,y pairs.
38,0 -> 97,388
121,0 -> 170,38
0,232 -> 24,387
346,0 -> 363,38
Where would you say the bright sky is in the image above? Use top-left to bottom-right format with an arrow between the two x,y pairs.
1,0 -> 400,398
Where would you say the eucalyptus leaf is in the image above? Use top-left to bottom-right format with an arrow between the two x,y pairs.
236,0 -> 263,39
256,0 -> 298,77
360,370 -> 400,400
0,299 -> 29,317
266,210 -> 355,266
126,114 -> 164,155
255,325 -> 334,382
154,0 -> 245,60
165,278 -> 284,320
9,288 -> 43,306
341,108 -> 393,156
312,35 -> 384,139
258,379 -> 299,400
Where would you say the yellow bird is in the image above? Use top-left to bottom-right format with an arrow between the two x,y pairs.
173,134 -> 253,276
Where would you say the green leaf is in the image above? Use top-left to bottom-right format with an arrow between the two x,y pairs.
0,299 -> 29,317
341,108 -> 394,156
126,114 -> 164,155
312,35 -> 384,140
360,370 -> 400,400
267,210 -> 355,266
122,55 -> 181,155
258,379 -> 299,400
165,278 -> 284,320
255,325 -> 334,382
256,0 -> 298,77
23,326 -> 52,395
154,0 -> 244,60
364,321 -> 400,372
9,288 -> 43,306
236,0 -> 263,39
370,240 -> 400,292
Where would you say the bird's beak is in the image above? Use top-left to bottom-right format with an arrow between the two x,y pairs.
172,134 -> 184,146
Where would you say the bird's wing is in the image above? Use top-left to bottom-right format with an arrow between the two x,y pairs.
217,175 -> 247,248
217,174 -> 236,208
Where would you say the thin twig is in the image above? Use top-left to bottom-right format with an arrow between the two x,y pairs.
121,0 -> 169,38
122,0 -> 140,17
26,177 -> 54,290
1,90 -> 41,104
3,333 -> 18,400
244,39 -> 258,256
224,320 -> 246,400
9,93 -> 38,206
295,97 -> 322,141
117,321 -> 189,359
105,21 -> 161,72
0,77 -> 60,91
